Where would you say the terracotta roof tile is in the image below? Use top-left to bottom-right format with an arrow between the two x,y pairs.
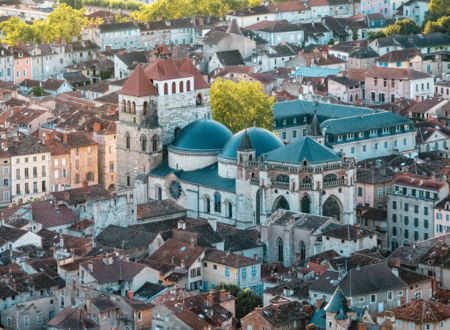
120,64 -> 157,97
386,299 -> 450,323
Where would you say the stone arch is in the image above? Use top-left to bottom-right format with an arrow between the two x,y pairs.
187,80 -> 191,91
122,99 -> 126,112
203,195 -> 211,213
299,241 -> 306,260
323,173 -> 337,183
179,81 -> 184,92
151,135 -> 159,152
127,100 -> 131,113
155,185 -> 162,200
132,101 -> 136,114
172,81 -> 176,94
140,135 -> 147,152
322,195 -> 343,220
273,195 -> 290,211
391,237 -> 399,251
125,132 -> 131,149
225,199 -> 233,218
301,194 -> 311,213
277,237 -> 284,262
143,101 -> 148,115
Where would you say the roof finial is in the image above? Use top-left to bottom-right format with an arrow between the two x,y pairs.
253,120 -> 256,127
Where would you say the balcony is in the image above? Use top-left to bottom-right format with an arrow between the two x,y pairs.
250,177 -> 260,185
323,179 -> 346,188
271,181 -> 290,189
299,182 -> 312,189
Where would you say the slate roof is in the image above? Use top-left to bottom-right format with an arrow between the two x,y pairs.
6,136 -> 49,156
391,33 -> 450,49
99,22 -> 138,33
366,66 -> 432,80
204,248 -> 260,267
215,50 -> 245,66
349,47 -> 379,59
228,5 -> 271,16
264,137 -> 341,164
52,185 -> 111,205
137,200 -> 185,220
135,282 -> 166,299
95,225 -> 159,251
322,224 -> 374,241
80,258 -> 145,284
247,20 -> 303,33
91,296 -> 118,312
0,226 -> 28,242
116,50 -> 149,68
340,263 -> 407,296
47,306 -> 98,329
256,301 -> 311,326
329,76 -> 360,87
42,78 -> 66,91
321,111 -> 411,135
31,200 -> 79,228
309,270 -> 340,293
376,48 -> 422,63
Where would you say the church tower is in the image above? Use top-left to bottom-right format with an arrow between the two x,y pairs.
307,109 -> 324,144
237,129 -> 256,165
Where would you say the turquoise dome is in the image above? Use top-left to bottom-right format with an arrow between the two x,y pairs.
169,119 -> 233,152
219,127 -> 283,160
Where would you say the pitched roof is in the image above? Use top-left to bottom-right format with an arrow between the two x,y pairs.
376,48 -> 422,63
263,137 -> 341,164
214,50 -> 245,66
392,174 -> 447,191
47,306 -> 98,329
149,238 -> 204,269
51,185 -> 111,205
120,64 -> 157,97
95,225 -> 159,250
0,226 -> 28,242
254,301 -> 311,326
204,248 -> 260,267
99,21 -> 138,33
366,66 -> 432,80
80,258 -> 145,284
322,224 -> 374,241
31,200 -> 79,228
227,18 -> 243,35
42,78 -> 66,91
386,299 -> 450,323
145,57 -> 192,81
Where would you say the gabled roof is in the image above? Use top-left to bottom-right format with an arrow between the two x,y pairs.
263,137 -> 341,164
376,48 -> 422,63
99,21 -> 138,33
214,50 -> 245,66
325,287 -> 350,313
386,299 -> 450,323
145,57 -> 192,81
227,18 -> 243,35
120,64 -> 157,97
179,59 -> 209,89
149,238 -> 204,269
366,66 -> 432,80
80,258 -> 146,284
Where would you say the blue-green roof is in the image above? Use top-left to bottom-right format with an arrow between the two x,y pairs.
321,111 -> 412,136
149,161 -> 236,193
169,119 -> 232,153
291,66 -> 340,77
324,287 -> 350,314
218,127 -> 283,161
263,137 -> 341,164
273,100 -> 375,122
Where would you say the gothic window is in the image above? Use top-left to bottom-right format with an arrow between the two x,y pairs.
322,196 -> 342,220
276,174 -> 289,183
302,176 -> 312,183
299,241 -> 306,260
164,83 -> 168,94
172,82 -> 176,94
140,135 -> 147,152
143,101 -> 148,115
225,200 -> 232,218
180,81 -> 184,92
125,133 -> 131,149
214,192 -> 221,213
277,237 -> 284,262
323,174 -> 337,183
187,80 -> 191,91
204,196 -> 211,213
273,196 -> 290,211
122,100 -> 126,112
151,135 -> 159,152
127,101 -> 131,113
126,175 -> 130,187
156,186 -> 162,200
301,195 -> 311,213
249,154 -> 253,161
132,101 -> 136,114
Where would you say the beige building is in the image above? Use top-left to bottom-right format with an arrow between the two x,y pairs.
92,120 -> 117,191
8,136 -> 50,204
0,145 -> 11,207
45,136 -> 71,192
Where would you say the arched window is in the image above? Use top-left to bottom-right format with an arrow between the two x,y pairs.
249,154 -> 253,161
186,80 -> 191,91
277,237 -> 284,262
204,196 -> 211,213
323,174 -> 337,183
179,81 -> 184,92
214,192 -> 221,213
143,101 -> 148,115
350,95 -> 353,102
127,101 -> 131,113
302,176 -> 312,184
299,241 -> 306,260
172,82 -> 176,94
132,101 -> 136,114
125,133 -> 131,149
151,135 -> 158,152
225,200 -> 232,218
196,93 -> 202,105
126,175 -> 130,187
122,100 -> 126,112
276,174 -> 289,183
140,135 -> 147,152
156,186 -> 162,200
164,83 -> 168,94
301,195 -> 311,213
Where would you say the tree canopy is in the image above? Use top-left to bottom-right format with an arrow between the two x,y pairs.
214,283 -> 262,320
0,4 -> 89,46
210,78 -> 274,134
383,19 -> 421,36
424,0 -> 450,34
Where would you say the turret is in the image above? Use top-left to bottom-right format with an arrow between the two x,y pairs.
237,128 -> 255,165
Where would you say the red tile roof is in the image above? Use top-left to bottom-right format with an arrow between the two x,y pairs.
393,174 -> 448,190
179,59 -> 209,89
120,64 -> 157,97
386,299 -> 450,323
149,238 -> 204,269
366,66 -> 431,80
145,57 -> 192,81
268,1 -> 307,12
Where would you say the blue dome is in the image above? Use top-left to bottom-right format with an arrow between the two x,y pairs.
170,119 -> 233,152
219,127 -> 283,160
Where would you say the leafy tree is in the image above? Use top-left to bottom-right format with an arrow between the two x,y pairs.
425,15 -> 450,34
115,14 -> 130,22
0,17 -> 36,46
367,30 -> 386,41
427,0 -> 450,21
383,19 -> 421,36
210,78 -> 274,133
351,27 -> 358,41
214,283 -> 262,320
28,86 -> 49,96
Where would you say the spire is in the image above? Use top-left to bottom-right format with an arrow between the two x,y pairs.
336,307 -> 348,320
324,287 -> 350,314
119,64 -> 157,97
238,128 -> 253,151
227,18 -> 243,35
308,109 -> 322,137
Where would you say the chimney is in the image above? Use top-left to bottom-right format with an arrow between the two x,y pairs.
62,134 -> 68,144
219,289 -> 227,300
177,220 -> 186,230
88,261 -> 93,273
190,236 -> 195,248
93,123 -> 101,133
82,181 -> 88,188
303,304 -> 312,314
316,298 -> 324,309
253,253 -> 258,261
207,291 -> 214,306
127,291 -> 134,299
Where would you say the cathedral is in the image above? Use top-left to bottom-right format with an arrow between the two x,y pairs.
118,45 -> 356,228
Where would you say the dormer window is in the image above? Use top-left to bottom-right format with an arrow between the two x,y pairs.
382,128 -> 389,134
346,133 -> 354,140
370,129 -> 377,136
358,132 -> 363,138
337,135 -> 343,142
395,126 -> 401,132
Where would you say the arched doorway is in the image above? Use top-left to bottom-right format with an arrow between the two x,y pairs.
322,195 -> 342,220
255,189 -> 261,225
273,196 -> 290,211
301,195 -> 311,213
299,241 -> 306,260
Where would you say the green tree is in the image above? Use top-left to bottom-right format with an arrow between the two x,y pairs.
351,27 -> 358,40
28,86 -> 49,96
210,78 -> 274,133
214,283 -> 262,320
367,30 -> 386,41
427,0 -> 450,21
383,19 -> 421,36
425,15 -> 450,34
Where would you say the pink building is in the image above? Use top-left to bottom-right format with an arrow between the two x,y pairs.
361,0 -> 390,16
12,48 -> 32,85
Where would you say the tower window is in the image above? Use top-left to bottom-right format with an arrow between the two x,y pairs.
180,81 -> 184,92
172,82 -> 176,94
140,135 -> 147,152
151,135 -> 158,152
125,133 -> 131,149
143,101 -> 148,115
164,83 -> 168,94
